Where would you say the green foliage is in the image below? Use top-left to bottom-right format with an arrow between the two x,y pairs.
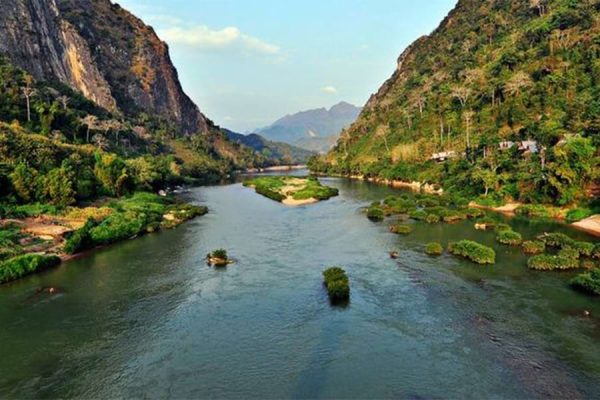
0,254 -> 61,284
565,208 -> 594,223
409,209 -> 428,221
211,249 -> 228,260
63,218 -> 98,255
515,205 -> 552,218
426,214 -> 441,224
366,205 -> 385,221
448,240 -> 496,265
522,240 -> 546,255
425,242 -> 444,256
496,230 -> 523,246
537,232 -> 576,248
571,269 -> 600,296
316,0 -> 600,208
528,254 -> 580,271
390,223 -> 412,235
323,267 -> 350,303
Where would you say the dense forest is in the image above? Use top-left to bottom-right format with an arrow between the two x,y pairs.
313,0 -> 600,210
0,55 -> 269,210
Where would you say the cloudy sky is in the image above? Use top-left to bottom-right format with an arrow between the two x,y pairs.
117,0 -> 457,132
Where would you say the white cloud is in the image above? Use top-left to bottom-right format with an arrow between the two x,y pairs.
159,25 -> 280,55
321,86 -> 338,94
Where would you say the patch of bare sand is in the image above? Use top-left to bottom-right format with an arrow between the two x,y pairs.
282,197 -> 318,206
572,215 -> 600,237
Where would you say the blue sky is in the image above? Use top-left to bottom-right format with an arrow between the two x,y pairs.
117,0 -> 457,132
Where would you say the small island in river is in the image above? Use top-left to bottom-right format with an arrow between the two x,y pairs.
243,176 -> 339,206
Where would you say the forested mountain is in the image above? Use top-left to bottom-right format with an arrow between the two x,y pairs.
256,102 -> 361,153
0,0 -> 265,208
314,0 -> 600,207
224,130 -> 315,165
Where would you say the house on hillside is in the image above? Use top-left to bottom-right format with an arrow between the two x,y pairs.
430,151 -> 458,162
498,140 -> 538,154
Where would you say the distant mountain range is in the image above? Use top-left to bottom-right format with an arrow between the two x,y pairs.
255,102 -> 361,153
223,130 -> 315,165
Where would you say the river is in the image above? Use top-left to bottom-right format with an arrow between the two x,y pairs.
1,175 -> 599,398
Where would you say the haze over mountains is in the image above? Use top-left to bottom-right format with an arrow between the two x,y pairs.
255,102 -> 361,153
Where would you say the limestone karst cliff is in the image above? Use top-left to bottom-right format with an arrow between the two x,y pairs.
0,0 -> 209,135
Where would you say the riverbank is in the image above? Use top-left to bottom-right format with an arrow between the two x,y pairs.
313,172 -> 443,195
245,165 -> 307,173
0,192 -> 207,284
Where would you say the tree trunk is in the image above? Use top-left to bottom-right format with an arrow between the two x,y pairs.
26,96 -> 31,122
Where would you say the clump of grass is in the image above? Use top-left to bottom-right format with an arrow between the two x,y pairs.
571,269 -> 600,295
323,267 -> 350,303
528,254 -> 579,271
389,223 -> 412,235
496,230 -> 523,246
425,242 -> 444,256
565,208 -> 593,223
448,240 -> 496,265
367,204 -> 385,221
409,209 -> 428,221
522,240 -> 546,255
0,254 -> 61,284
426,214 -> 440,224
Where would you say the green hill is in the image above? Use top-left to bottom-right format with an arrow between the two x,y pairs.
313,0 -> 600,207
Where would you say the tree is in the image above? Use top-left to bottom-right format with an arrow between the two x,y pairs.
473,168 -> 499,197
41,165 -> 76,207
9,163 -> 37,203
21,75 -> 36,123
505,72 -> 533,98
464,110 -> 475,149
451,85 -> 471,108
81,115 -> 99,143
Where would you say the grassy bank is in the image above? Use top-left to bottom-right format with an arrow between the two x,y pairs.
0,192 -> 207,284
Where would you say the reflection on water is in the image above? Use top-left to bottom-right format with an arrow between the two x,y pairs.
0,177 -> 599,398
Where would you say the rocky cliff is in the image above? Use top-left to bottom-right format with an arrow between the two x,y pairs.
0,0 -> 209,135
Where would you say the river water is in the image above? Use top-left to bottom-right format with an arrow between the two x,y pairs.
1,175 -> 599,399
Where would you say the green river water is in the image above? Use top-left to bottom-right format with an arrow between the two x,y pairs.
0,175 -> 599,398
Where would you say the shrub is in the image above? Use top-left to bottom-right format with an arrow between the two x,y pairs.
390,223 -> 412,234
593,244 -> 600,260
494,223 -> 512,233
440,209 -> 467,223
409,209 -> 428,221
537,233 -> 576,249
211,249 -> 228,260
565,208 -> 593,223
367,206 -> 384,221
426,214 -> 440,224
425,242 -> 444,256
571,269 -> 600,295
572,241 -> 595,257
63,218 -> 98,254
89,211 -> 148,245
527,254 -> 580,271
515,204 -> 552,218
496,230 -> 523,246
448,240 -> 496,265
323,267 -> 350,303
558,247 -> 581,260
522,240 -> 546,255
465,208 -> 485,219
475,216 -> 496,228
0,254 -> 61,284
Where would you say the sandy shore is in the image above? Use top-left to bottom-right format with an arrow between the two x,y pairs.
572,215 -> 600,237
282,197 -> 319,206
469,201 -> 522,215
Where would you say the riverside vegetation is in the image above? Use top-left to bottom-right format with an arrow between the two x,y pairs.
323,267 -> 350,304
309,0 -> 600,226
366,190 -> 599,296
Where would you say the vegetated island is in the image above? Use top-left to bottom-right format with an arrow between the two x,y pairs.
243,176 -> 339,206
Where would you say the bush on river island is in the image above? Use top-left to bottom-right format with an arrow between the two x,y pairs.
425,242 -> 444,256
522,240 -> 546,255
571,269 -> 600,296
448,240 -> 496,265
390,223 -> 412,235
323,267 -> 350,303
496,230 -> 523,246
